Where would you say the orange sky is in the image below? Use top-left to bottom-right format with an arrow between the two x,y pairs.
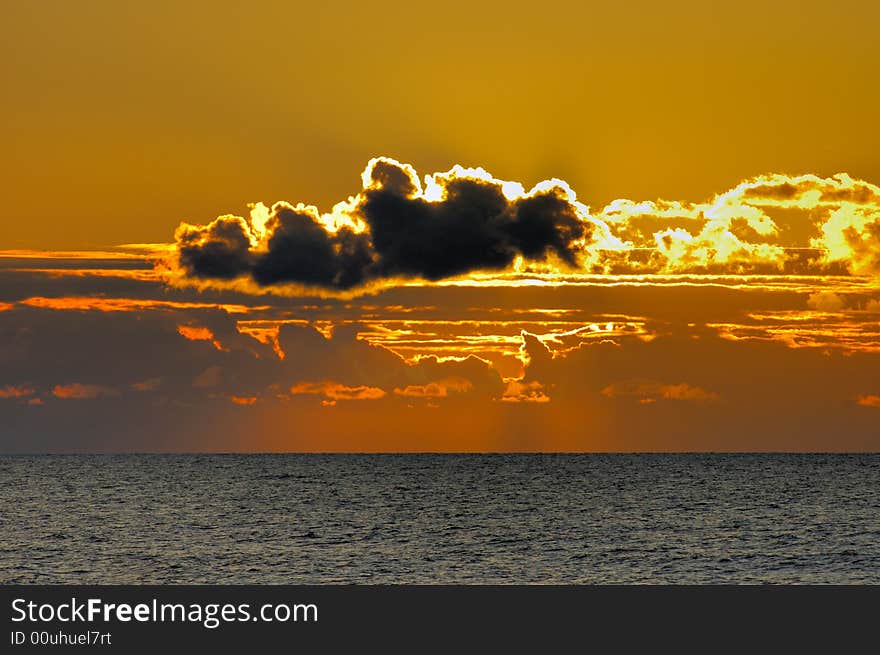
3,1 -> 879,248
1,2 -> 879,452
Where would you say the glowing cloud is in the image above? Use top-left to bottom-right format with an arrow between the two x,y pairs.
166,161 -> 880,295
501,380 -> 551,403
0,385 -> 35,399
19,296 -> 257,314
601,381 -> 719,403
807,291 -> 846,312
813,205 -> 880,275
394,376 -> 474,398
289,381 -> 387,403
177,325 -> 226,351
177,325 -> 214,341
169,157 -> 613,293
52,383 -> 119,399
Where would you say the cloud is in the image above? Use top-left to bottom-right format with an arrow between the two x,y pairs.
18,296 -> 255,314
289,381 -> 387,403
813,205 -> 880,275
361,167 -> 590,280
177,324 -> 226,351
166,162 -> 880,295
0,385 -> 35,399
270,323 -> 505,404
175,216 -> 254,280
740,173 -> 880,207
52,383 -> 119,399
250,205 -> 375,290
0,304 -> 275,400
193,366 -> 223,388
177,325 -> 214,341
131,378 -> 162,392
394,376 -> 473,398
856,394 -> 880,408
169,158 -> 609,293
600,380 -> 719,403
807,291 -> 846,312
599,173 -> 880,275
2,284 -> 880,451
500,379 -> 550,403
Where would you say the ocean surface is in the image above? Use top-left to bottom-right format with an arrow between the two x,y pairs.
1,454 -> 878,584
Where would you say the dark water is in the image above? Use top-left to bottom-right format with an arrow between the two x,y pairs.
1,454 -> 878,584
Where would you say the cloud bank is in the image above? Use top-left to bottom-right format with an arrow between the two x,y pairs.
2,288 -> 880,451
167,160 -> 880,295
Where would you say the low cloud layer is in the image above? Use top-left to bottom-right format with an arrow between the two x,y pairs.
168,161 -> 880,294
2,290 -> 880,451
3,249 -> 880,451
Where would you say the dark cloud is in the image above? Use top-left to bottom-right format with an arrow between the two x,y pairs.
362,176 -> 588,280
820,185 -> 879,204
172,159 -> 593,290
743,182 -> 801,200
274,322 -> 503,399
176,216 -> 254,279
511,325 -> 880,450
252,205 -> 374,289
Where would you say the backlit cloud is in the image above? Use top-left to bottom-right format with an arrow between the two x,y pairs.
170,157 -> 609,293
500,380 -> 551,403
177,325 -> 226,351
290,381 -> 387,403
393,376 -> 474,398
166,161 -> 880,295
807,291 -> 846,312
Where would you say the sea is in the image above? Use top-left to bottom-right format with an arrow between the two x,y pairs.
1,454 -> 878,584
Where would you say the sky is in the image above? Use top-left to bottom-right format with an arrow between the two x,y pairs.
1,1 -> 879,452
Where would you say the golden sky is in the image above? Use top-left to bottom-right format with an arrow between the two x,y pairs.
1,2 -> 879,452
3,1 -> 880,247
